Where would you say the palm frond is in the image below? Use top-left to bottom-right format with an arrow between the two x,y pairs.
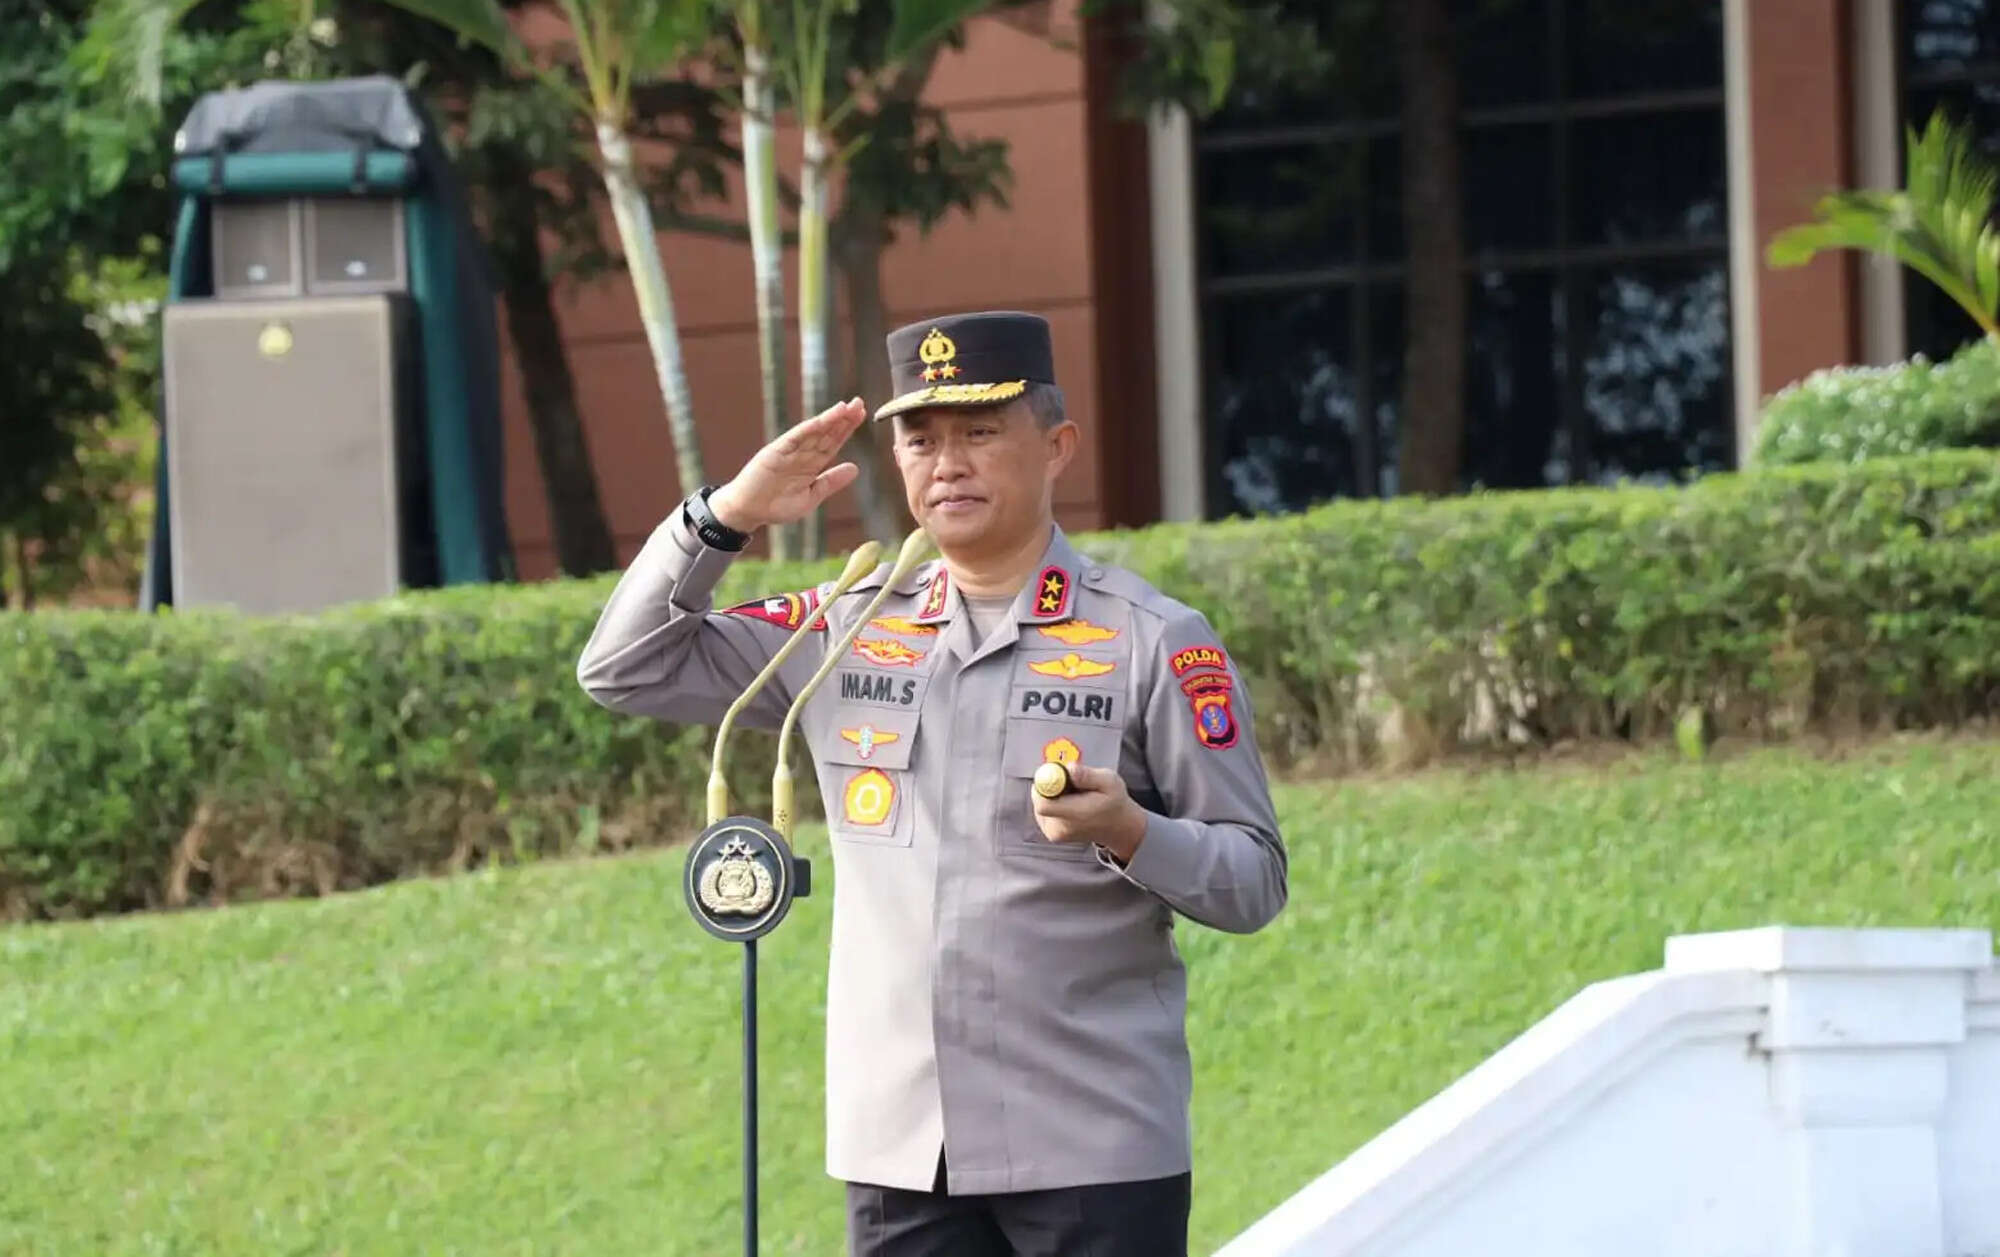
1768,107 -> 2000,341
75,0 -> 205,109
373,0 -> 528,70
885,0 -> 992,65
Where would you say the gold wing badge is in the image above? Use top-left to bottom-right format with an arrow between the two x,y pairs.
697,837 -> 777,916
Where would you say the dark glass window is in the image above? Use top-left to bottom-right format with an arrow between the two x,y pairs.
1198,142 -> 1362,277
1463,125 -> 1556,253
1574,261 -> 1733,484
1568,111 -> 1727,246
1463,270 -> 1564,490
1204,290 -> 1367,511
1192,0 -> 1732,519
1902,0 -> 2000,361
1564,0 -> 1724,96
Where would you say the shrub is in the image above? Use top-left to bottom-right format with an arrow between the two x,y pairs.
1754,336 -> 2000,466
5,453 -> 2000,921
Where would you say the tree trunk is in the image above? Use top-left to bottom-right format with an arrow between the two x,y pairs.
799,125 -> 835,559
1393,0 -> 1466,496
834,203 -> 910,545
742,46 -> 795,560
485,147 -> 617,577
13,530 -> 34,611
821,42 -> 947,546
595,124 -> 706,505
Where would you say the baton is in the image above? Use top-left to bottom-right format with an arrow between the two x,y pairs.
682,526 -> 931,1257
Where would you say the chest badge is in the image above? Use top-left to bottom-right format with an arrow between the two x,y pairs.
870,615 -> 939,636
1028,652 -> 1116,681
840,725 -> 901,759
843,768 -> 896,827
696,837 -> 777,917
853,636 -> 926,667
1042,736 -> 1083,765
1036,619 -> 1118,646
1032,565 -> 1071,618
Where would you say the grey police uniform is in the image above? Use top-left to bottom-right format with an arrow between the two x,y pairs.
575,509 -> 1289,1196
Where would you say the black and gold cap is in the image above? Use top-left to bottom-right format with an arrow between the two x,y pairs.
873,311 -> 1056,422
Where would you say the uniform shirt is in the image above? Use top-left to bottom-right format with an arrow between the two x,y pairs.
576,502 -> 1289,1194
961,592 -> 1015,645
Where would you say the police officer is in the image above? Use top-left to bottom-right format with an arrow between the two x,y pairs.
576,310 -> 1287,1257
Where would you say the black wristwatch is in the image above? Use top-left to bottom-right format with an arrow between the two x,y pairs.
684,485 -> 751,552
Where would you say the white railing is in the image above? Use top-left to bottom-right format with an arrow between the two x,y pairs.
1217,927 -> 2000,1257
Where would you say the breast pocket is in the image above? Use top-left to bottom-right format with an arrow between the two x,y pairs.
820,710 -> 920,848
998,714 -> 1124,861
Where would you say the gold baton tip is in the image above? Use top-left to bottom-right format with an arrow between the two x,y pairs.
1032,760 -> 1072,799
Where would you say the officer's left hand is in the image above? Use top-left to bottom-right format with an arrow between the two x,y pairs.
1030,763 -> 1148,862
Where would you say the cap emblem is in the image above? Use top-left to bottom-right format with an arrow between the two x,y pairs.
919,328 -> 961,383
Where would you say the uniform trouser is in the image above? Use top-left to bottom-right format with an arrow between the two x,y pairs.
844,1151 -> 1191,1257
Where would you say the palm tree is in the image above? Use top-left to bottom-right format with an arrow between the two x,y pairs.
348,0 -> 715,495
778,0 -> 996,557
1769,107 -> 2000,343
729,0 -> 796,558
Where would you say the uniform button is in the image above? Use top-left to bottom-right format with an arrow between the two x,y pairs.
1087,568 -> 1104,580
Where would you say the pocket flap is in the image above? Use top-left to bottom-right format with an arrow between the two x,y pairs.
819,709 -> 920,771
1002,718 -> 1122,779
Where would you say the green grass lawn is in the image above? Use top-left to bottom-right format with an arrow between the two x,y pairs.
5,734 -> 1999,1256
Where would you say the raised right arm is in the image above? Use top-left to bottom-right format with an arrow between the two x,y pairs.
574,398 -> 871,731
575,497 -> 815,730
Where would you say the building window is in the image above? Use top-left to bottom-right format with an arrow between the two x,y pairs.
1191,0 -> 1733,519
1901,0 -> 2000,361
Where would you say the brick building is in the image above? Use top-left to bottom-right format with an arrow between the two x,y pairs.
495,0 -> 1999,578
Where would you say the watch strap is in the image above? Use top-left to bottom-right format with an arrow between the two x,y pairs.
684,485 -> 751,552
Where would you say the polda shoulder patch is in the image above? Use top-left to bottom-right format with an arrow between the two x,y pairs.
1180,671 -> 1239,750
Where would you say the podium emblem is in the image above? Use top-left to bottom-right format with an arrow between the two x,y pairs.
684,819 -> 802,940
698,837 -> 776,916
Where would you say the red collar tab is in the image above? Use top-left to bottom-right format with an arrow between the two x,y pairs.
916,569 -> 951,622
1031,565 -> 1071,619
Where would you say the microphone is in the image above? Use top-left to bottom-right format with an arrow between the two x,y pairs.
682,529 -> 919,1257
770,527 -> 934,838
706,538 -> 884,826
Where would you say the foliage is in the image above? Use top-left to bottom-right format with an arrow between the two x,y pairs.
1754,335 -> 2000,467
6,452 -> 2000,920
0,253 -> 163,608
0,0 -> 309,608
1769,107 -> 2000,342
4,735 -> 1998,1254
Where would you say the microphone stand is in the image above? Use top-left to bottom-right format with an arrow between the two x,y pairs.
683,527 -> 933,1257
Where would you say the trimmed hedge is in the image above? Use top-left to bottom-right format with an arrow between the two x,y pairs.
6,451 -> 2000,921
1755,336 -> 2000,466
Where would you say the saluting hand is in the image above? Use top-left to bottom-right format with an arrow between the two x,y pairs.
707,398 -> 870,533
1030,763 -> 1149,863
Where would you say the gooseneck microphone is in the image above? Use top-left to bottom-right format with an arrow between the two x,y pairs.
705,538 -> 884,826
679,525 -> 929,1257
770,528 -> 934,838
